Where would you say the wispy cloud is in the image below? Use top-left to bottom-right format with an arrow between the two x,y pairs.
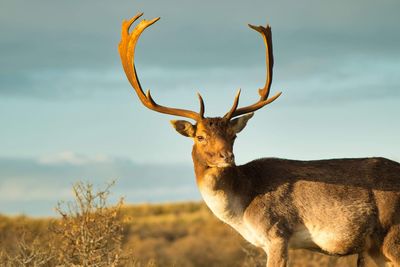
0,180 -> 71,201
37,151 -> 113,166
280,54 -> 400,105
0,68 -> 125,98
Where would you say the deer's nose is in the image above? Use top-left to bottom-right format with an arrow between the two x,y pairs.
219,151 -> 234,163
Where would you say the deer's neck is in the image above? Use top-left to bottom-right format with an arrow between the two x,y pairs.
191,147 -> 244,223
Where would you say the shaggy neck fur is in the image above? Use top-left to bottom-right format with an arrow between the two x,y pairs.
191,146 -> 247,222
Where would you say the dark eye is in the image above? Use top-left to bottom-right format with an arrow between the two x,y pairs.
197,136 -> 205,141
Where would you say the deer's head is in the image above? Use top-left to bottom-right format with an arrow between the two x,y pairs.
170,114 -> 254,168
119,13 -> 281,168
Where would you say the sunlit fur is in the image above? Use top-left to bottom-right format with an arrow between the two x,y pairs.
193,118 -> 236,168
171,116 -> 400,267
121,13 -> 400,267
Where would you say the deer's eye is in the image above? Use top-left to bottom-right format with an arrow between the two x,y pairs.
197,136 -> 205,142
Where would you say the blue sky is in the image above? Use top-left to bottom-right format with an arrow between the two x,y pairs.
1,0 -> 399,216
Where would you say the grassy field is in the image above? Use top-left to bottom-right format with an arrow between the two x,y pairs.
0,183 -> 370,266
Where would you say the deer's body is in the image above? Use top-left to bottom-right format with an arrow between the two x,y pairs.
196,156 -> 400,259
118,13 -> 400,266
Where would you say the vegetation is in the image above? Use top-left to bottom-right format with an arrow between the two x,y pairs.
0,182 -> 368,266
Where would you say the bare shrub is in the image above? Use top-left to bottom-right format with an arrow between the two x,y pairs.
52,181 -> 124,266
0,181 -> 158,267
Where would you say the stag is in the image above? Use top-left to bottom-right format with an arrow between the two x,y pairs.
118,13 -> 400,267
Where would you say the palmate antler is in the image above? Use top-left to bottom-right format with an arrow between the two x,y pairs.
224,24 -> 282,120
119,13 -> 281,121
118,13 -> 205,121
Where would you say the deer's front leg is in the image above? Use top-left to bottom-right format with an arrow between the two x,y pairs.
265,239 -> 288,267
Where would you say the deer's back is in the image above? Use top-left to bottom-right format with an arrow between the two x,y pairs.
240,157 -> 400,192
238,157 -> 400,254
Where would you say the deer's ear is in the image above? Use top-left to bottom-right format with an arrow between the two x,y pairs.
170,120 -> 196,137
230,113 -> 254,134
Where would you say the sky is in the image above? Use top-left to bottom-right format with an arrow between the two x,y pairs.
0,0 -> 399,216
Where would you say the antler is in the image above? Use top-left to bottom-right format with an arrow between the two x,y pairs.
224,24 -> 282,120
118,13 -> 205,121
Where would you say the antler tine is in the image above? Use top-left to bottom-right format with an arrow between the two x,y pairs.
197,92 -> 205,119
224,23 -> 282,120
118,13 -> 204,121
224,89 -> 241,120
249,24 -> 274,100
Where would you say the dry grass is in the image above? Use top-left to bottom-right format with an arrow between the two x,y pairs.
0,181 -> 128,266
0,182 -> 369,267
0,234 -> 54,266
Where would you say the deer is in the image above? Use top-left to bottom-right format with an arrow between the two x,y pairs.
118,13 -> 400,267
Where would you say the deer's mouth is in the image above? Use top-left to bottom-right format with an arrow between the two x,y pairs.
209,159 -> 235,168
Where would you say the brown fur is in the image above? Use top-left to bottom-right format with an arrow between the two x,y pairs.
171,116 -> 400,267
